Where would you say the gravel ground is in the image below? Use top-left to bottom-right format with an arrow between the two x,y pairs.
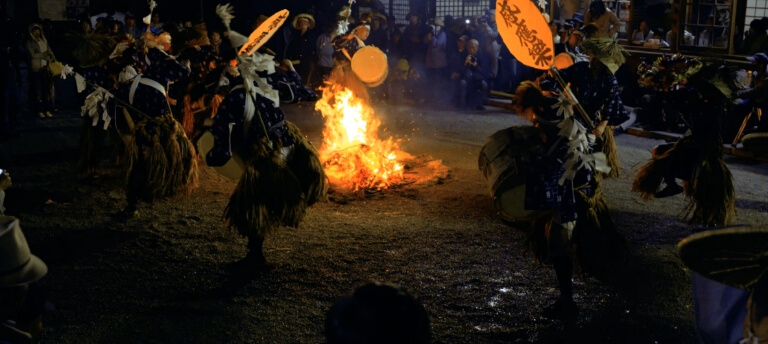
2,102 -> 767,343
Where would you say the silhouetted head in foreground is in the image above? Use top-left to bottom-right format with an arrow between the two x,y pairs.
325,282 -> 432,344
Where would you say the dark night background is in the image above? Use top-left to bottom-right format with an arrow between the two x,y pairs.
4,0 -> 422,32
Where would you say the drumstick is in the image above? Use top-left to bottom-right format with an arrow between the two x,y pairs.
550,66 -> 595,130
733,108 -> 754,146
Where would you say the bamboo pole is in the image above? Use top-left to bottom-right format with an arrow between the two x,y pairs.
549,65 -> 595,130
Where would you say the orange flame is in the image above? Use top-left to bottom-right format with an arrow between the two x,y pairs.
315,86 -> 404,190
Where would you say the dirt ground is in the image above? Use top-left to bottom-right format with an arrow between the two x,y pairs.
3,102 -> 768,343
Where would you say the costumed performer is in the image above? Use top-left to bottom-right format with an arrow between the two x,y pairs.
549,36 -> 629,178
67,30 -> 117,179
512,75 -> 626,319
205,6 -> 327,269
110,31 -> 197,218
329,13 -> 372,104
632,54 -> 736,227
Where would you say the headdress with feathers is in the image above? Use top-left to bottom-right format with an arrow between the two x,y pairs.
143,0 -> 158,26
216,3 -> 248,49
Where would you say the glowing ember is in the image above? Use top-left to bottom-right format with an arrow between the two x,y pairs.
315,86 -> 404,190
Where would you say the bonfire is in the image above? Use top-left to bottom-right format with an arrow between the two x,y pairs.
315,86 -> 404,191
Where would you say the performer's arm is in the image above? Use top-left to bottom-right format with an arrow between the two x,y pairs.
206,93 -> 242,166
607,12 -> 621,38
593,120 -> 609,136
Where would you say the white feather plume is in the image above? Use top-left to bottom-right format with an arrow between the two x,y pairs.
537,0 -> 548,11
149,0 -> 157,11
335,21 -> 349,38
216,3 -> 235,30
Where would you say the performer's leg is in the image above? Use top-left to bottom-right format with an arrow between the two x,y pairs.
122,154 -> 147,217
230,235 -> 266,271
553,255 -> 573,303
651,143 -> 684,198
246,236 -> 266,266
544,220 -> 578,318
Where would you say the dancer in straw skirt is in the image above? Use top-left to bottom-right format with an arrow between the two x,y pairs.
111,32 -> 197,218
67,30 -> 117,179
512,76 -> 627,319
632,54 -> 737,227
205,6 -> 326,270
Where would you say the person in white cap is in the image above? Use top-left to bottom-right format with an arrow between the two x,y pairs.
0,216 -> 48,344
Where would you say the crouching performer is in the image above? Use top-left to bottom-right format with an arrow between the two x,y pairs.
632,55 -> 736,227
204,7 -> 327,269
112,33 -> 197,217
513,80 -> 627,319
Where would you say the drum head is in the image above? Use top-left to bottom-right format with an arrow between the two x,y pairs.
365,66 -> 389,87
352,46 -> 388,86
197,131 -> 246,180
553,52 -> 575,70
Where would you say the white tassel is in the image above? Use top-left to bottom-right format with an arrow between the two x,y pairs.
119,65 -> 138,84
216,3 -> 235,30
74,74 -> 86,93
252,52 -> 276,74
237,54 -> 280,107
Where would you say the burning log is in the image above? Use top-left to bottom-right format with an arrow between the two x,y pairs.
315,86 -> 404,191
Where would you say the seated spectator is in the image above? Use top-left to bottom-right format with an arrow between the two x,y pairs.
122,12 -> 144,40
653,30 -> 670,48
733,53 -> 768,137
554,28 -> 587,58
739,19 -> 768,55
458,39 -> 491,110
449,35 -> 469,108
631,20 -> 654,45
325,282 -> 431,344
0,216 -> 49,344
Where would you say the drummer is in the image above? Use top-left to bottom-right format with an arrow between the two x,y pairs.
329,18 -> 373,103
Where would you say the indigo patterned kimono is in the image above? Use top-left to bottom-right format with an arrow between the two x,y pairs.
524,123 -> 595,223
205,79 -> 294,167
557,61 -> 628,127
